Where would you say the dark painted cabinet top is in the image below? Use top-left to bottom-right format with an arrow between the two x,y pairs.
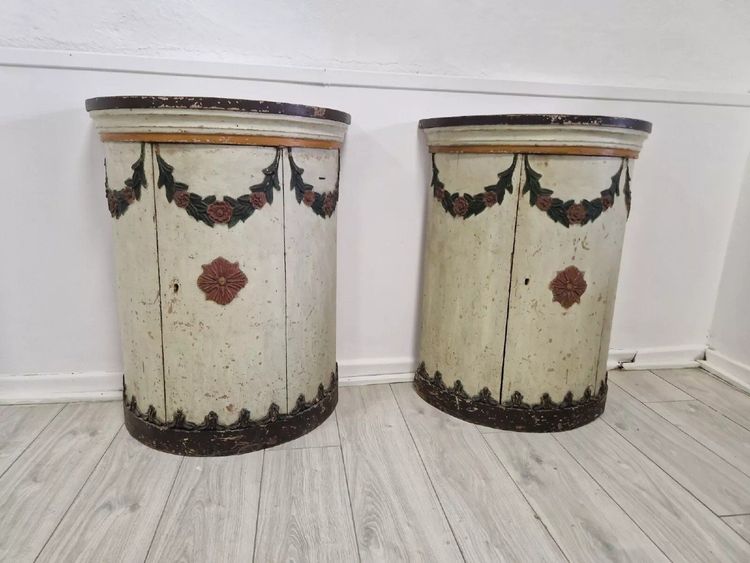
85,96 -> 351,125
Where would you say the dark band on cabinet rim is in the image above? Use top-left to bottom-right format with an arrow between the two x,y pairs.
414,362 -> 607,432
123,369 -> 338,456
418,114 -> 652,133
85,96 -> 351,125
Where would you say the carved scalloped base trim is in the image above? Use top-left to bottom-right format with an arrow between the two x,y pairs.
414,363 -> 607,432
123,369 -> 338,456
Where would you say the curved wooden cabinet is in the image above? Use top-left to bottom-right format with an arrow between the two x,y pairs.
87,96 -> 350,455
415,114 -> 651,431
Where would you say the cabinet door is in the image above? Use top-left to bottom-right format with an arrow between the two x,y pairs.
282,147 -> 339,410
154,144 -> 286,424
501,155 -> 629,403
419,152 -> 520,396
104,142 -> 166,420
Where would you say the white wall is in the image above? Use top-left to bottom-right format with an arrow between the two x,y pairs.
1,1 -> 749,396
2,0 -> 750,93
706,157 -> 750,387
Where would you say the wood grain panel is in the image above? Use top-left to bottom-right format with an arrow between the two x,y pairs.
556,419 -> 750,562
254,447 -> 358,562
608,370 -> 692,403
337,385 -> 462,562
147,452 -> 263,562
485,430 -> 666,562
392,383 -> 564,562
38,429 -> 182,563
604,384 -> 750,515
654,369 -> 750,430
0,404 -> 62,477
0,402 -> 122,561
649,399 -> 750,476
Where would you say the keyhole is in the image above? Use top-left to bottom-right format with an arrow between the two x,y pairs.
173,283 -> 180,293
524,278 -> 530,286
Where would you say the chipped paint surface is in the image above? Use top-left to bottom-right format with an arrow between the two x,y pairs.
418,147 -> 636,416
105,142 -> 167,420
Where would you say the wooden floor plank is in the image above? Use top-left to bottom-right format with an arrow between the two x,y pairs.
0,403 -> 63,476
556,419 -> 750,562
392,383 -> 564,562
608,370 -> 692,403
254,447 -> 359,562
0,402 -> 122,562
649,400 -> 750,477
37,428 -> 182,563
605,384 -> 750,515
485,430 -> 667,562
271,410 -> 339,450
147,451 -> 263,562
723,515 -> 750,544
654,368 -> 750,430
337,385 -> 462,562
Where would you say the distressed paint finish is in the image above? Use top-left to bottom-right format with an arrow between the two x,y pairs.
105,142 -> 166,420
154,143 -> 286,425
282,148 -> 339,410
417,115 -> 649,430
89,98 -> 349,454
419,153 -> 520,396
501,155 -> 629,403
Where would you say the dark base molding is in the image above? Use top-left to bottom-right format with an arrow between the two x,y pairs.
123,370 -> 338,456
414,363 -> 607,432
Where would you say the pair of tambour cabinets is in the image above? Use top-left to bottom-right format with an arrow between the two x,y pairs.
87,96 -> 651,455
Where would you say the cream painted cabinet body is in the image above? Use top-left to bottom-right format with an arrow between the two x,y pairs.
87,97 -> 349,455
416,115 -> 651,431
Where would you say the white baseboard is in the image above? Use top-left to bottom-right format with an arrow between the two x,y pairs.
619,345 -> 705,370
0,372 -> 122,405
698,349 -> 750,393
0,345 -> 710,402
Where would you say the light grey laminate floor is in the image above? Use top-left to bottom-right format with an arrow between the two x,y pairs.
1,368 -> 749,562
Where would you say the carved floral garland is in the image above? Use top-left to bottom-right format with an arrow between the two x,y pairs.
288,148 -> 339,218
155,146 -> 281,227
431,154 -> 517,218
430,154 -> 632,224
104,143 -> 148,218
124,369 -> 338,430
523,155 -> 629,227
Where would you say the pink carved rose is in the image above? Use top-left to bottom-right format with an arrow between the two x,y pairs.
197,257 -> 248,305
601,193 -> 613,210
322,193 -> 337,217
452,196 -> 469,217
173,190 -> 191,209
483,191 -> 498,207
250,192 -> 267,210
566,202 -> 587,224
536,195 -> 553,211
303,190 -> 317,206
207,201 -> 233,224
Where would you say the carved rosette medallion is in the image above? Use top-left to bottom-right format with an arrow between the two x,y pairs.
549,265 -> 587,309
197,257 -> 248,305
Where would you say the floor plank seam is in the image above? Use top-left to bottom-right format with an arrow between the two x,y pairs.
388,384 -> 468,563
0,403 -> 66,482
32,423 -> 124,562
598,415 -> 731,518
143,454 -> 185,563
613,380 -> 750,480
649,369 -> 750,431
333,412 -> 363,563
250,449 -> 266,563
551,432 -> 672,562
477,428 -> 571,562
